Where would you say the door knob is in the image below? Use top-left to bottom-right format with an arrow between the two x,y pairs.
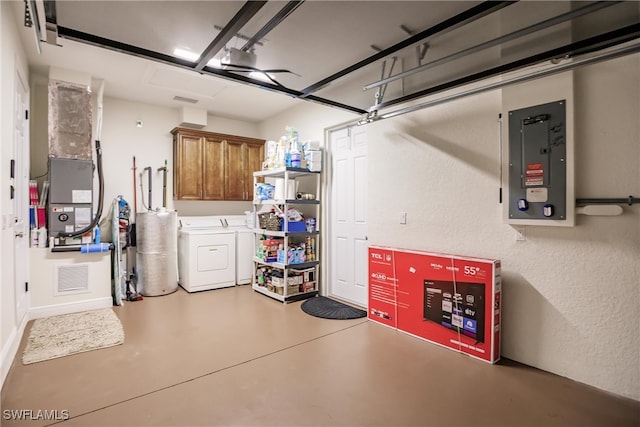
15,232 -> 24,238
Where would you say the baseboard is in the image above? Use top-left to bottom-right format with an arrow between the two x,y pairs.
29,297 -> 113,320
1,314 -> 29,388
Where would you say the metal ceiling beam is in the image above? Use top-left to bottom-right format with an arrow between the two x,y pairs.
43,0 -> 59,46
371,23 -> 640,112
364,0 -> 619,91
300,0 -> 517,97
44,0 -> 56,23
194,1 -> 267,72
54,26 -> 367,115
376,41 -> 640,122
241,0 -> 305,52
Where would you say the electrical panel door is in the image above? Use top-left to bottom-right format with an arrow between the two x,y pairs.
508,100 -> 567,223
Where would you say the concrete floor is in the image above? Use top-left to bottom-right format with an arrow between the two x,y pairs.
2,285 -> 639,426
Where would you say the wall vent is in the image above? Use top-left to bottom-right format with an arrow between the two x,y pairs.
54,264 -> 90,295
173,95 -> 198,104
178,106 -> 207,129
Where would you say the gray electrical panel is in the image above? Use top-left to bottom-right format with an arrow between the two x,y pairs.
48,157 -> 94,236
508,100 -> 566,221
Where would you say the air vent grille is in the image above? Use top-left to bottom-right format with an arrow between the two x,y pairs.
173,96 -> 198,104
55,264 -> 90,294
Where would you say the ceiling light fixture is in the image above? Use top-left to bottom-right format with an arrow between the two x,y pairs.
173,48 -> 221,68
220,48 -> 257,69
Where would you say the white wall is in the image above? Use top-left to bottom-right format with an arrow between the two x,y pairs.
29,249 -> 112,319
260,56 -> 639,400
0,0 -> 29,386
259,102 -> 358,147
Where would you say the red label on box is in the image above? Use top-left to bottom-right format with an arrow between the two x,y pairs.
367,248 -> 397,329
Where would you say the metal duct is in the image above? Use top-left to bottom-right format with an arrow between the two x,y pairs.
48,80 -> 92,159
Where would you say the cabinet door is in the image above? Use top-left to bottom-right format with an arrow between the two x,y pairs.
245,142 -> 265,192
175,134 -> 202,200
225,139 -> 247,200
226,141 -> 265,200
202,136 -> 225,200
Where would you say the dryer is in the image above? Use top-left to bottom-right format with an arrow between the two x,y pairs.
178,217 -> 236,292
225,215 -> 253,285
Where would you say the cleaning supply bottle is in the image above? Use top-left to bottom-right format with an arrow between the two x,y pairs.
285,126 -> 300,168
290,138 -> 301,168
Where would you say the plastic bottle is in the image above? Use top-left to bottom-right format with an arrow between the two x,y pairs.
287,127 -> 301,168
290,139 -> 301,168
285,126 -> 300,168
277,137 -> 287,168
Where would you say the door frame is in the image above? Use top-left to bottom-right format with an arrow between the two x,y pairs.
13,67 -> 30,326
322,121 -> 368,307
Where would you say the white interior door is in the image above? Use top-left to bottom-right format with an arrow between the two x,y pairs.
13,71 -> 29,324
329,126 -> 368,306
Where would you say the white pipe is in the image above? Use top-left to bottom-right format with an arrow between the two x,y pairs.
576,205 -> 623,216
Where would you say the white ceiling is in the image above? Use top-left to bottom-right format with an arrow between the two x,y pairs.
11,1 -> 640,123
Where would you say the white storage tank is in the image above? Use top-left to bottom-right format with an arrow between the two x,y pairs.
136,210 -> 178,296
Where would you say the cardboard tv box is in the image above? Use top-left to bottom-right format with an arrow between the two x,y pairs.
368,245 -> 501,364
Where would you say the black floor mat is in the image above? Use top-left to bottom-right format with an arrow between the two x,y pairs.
301,296 -> 367,320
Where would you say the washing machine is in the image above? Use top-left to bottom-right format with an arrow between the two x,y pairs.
178,217 -> 236,292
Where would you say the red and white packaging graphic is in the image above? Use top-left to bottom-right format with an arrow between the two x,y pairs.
368,246 -> 501,364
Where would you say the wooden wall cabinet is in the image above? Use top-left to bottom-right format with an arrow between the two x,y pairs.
172,127 -> 264,201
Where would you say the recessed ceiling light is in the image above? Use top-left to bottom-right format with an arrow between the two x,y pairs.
173,48 -> 198,62
173,48 -> 221,68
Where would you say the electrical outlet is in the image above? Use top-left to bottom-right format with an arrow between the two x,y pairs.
399,212 -> 407,224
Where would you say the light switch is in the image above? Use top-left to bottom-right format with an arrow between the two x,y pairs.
399,212 -> 407,224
